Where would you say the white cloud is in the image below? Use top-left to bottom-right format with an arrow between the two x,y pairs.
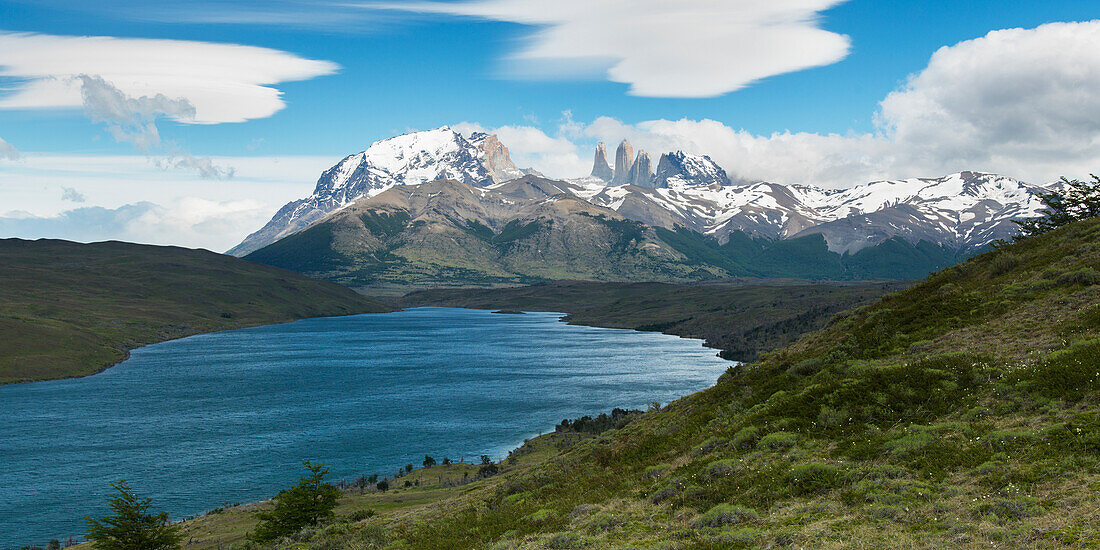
877,21 -> 1100,179
0,154 -> 341,250
486,21 -> 1100,187
455,118 -> 589,179
373,0 -> 851,97
0,199 -> 274,251
61,187 -> 86,203
0,137 -> 19,160
0,31 -> 339,124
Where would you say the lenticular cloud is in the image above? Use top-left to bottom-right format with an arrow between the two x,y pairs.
374,0 -> 851,98
0,31 -> 339,124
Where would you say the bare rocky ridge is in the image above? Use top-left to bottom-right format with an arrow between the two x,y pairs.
627,150 -> 654,188
590,141 -> 613,181
610,139 -> 635,186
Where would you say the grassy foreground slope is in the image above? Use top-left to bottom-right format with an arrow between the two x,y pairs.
0,239 -> 393,384
273,218 -> 1099,549
402,280 -> 904,362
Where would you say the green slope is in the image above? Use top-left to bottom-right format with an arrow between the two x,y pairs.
273,218 -> 1099,548
0,239 -> 393,384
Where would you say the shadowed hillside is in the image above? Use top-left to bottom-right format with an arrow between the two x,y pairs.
402,280 -> 905,362
0,239 -> 393,384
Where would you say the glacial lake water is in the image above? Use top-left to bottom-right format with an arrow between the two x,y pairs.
0,307 -> 730,547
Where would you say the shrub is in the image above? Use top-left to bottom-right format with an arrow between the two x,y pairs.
693,437 -> 729,456
1058,268 -> 1100,286
644,464 -> 671,479
523,508 -> 557,524
732,427 -> 761,450
84,480 -> 182,550
703,459 -> 738,480
347,509 -> 376,522
758,431 -> 798,450
988,253 -> 1022,276
788,358 -> 824,376
787,463 -> 842,495
249,461 -> 341,544
694,504 -> 759,528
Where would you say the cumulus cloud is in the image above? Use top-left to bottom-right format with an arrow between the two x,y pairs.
481,21 -> 1100,187
372,0 -> 851,97
0,198 -> 276,251
61,187 -> 86,203
0,137 -> 18,160
0,31 -> 339,124
877,21 -> 1100,178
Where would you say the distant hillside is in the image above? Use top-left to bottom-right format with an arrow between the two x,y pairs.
243,178 -> 973,288
402,280 -> 905,362
0,239 -> 393,384
222,217 -> 1097,548
244,179 -> 724,287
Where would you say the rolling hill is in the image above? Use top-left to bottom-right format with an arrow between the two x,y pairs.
0,239 -> 393,384
173,217 -> 1099,549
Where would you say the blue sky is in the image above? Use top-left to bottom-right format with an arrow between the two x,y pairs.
1,0 -> 1099,250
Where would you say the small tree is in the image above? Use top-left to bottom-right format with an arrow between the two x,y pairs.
1016,174 -> 1100,237
375,480 -> 389,492
249,461 -> 340,544
441,457 -> 451,466
423,455 -> 437,468
83,480 -> 182,550
404,463 -> 413,474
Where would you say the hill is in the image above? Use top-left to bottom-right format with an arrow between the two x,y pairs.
243,178 -> 725,288
0,239 -> 393,384
402,280 -> 904,362
187,218 -> 1100,548
243,178 -> 978,288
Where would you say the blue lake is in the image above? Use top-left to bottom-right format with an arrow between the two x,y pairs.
0,307 -> 730,547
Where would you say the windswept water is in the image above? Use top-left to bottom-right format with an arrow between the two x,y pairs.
1,307 -> 731,547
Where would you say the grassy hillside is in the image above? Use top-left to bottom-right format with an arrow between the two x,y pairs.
183,217 -> 1100,549
402,280 -> 904,362
0,239 -> 393,384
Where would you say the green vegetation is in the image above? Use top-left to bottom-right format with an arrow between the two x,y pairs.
165,216 -> 1099,549
402,279 -> 903,361
248,462 -> 340,544
656,226 -> 968,280
0,239 -> 392,383
84,480 -> 182,550
1015,174 -> 1100,237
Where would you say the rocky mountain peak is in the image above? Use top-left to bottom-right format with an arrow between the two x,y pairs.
654,151 -> 731,189
610,139 -> 635,186
627,150 -> 654,188
591,141 -> 613,182
470,132 -> 525,184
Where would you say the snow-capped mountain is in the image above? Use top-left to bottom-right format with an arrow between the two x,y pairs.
579,169 -> 1046,253
228,127 -> 523,256
654,151 -> 731,189
230,128 -> 1048,259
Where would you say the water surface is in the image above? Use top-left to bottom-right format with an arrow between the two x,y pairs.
0,307 -> 729,547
